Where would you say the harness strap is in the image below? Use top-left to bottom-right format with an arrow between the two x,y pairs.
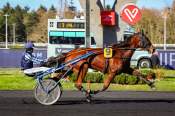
103,58 -> 109,74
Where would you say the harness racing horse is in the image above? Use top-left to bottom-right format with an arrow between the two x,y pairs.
44,32 -> 155,101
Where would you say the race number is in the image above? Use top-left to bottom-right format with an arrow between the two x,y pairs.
104,48 -> 113,58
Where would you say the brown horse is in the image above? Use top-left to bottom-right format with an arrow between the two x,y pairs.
45,32 -> 155,100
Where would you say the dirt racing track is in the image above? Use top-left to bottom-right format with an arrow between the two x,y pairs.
0,91 -> 175,116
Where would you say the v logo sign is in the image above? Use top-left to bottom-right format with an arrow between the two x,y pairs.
121,4 -> 142,25
124,8 -> 139,22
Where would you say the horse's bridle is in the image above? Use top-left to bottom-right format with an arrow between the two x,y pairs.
139,33 -> 150,49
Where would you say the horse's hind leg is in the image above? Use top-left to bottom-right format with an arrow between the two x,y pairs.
74,63 -> 89,94
74,63 -> 92,102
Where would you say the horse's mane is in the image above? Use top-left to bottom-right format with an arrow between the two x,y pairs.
112,34 -> 133,48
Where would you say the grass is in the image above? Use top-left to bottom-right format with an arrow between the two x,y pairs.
0,69 -> 35,90
0,68 -> 175,91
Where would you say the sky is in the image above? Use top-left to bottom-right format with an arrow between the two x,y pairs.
0,0 -> 174,11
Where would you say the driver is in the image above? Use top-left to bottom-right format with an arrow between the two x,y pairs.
20,41 -> 45,70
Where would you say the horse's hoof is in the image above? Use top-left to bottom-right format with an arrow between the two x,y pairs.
86,94 -> 92,103
86,97 -> 91,103
151,87 -> 156,91
149,83 -> 156,90
150,85 -> 156,90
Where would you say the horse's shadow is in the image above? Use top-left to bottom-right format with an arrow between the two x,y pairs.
55,99 -> 175,106
22,98 -> 175,105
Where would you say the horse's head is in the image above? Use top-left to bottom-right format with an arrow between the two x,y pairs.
131,32 -> 154,53
41,55 -> 65,67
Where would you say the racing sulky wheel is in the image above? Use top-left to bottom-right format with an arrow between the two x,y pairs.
34,79 -> 62,105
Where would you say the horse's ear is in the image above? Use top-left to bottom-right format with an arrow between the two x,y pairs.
141,29 -> 144,35
135,28 -> 143,35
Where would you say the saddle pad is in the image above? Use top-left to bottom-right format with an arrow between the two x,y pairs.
24,67 -> 50,75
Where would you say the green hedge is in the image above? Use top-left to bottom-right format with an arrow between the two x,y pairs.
68,72 -> 104,83
68,69 -> 154,85
113,74 -> 138,85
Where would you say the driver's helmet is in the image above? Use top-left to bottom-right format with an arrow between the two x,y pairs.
25,42 -> 35,53
25,42 -> 34,49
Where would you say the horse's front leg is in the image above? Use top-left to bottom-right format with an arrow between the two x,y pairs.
126,68 -> 156,90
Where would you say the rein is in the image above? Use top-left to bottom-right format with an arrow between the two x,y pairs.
65,48 -> 104,58
64,47 -> 139,60
117,48 -> 137,50
65,47 -> 137,57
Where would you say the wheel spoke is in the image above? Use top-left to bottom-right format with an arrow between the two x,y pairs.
43,95 -> 50,103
